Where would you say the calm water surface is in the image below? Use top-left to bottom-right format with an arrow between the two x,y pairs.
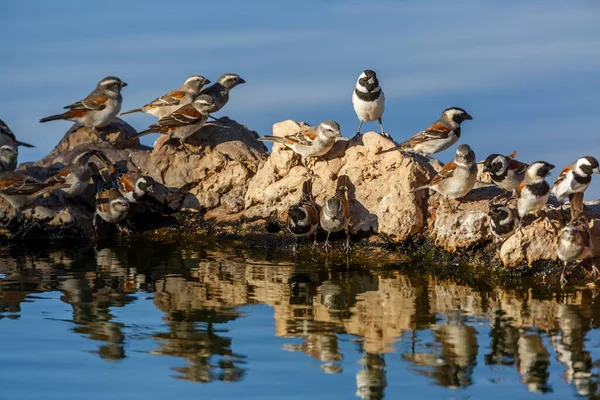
1,241 -> 600,399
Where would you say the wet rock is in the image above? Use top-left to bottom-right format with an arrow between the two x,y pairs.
244,122 -> 436,240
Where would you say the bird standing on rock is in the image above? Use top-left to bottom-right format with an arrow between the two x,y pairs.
488,202 -> 520,241
378,107 -> 472,157
552,156 -> 600,202
0,119 -> 35,148
320,175 -> 351,252
121,75 -> 210,119
352,70 -> 386,138
258,120 -> 342,175
200,73 -> 246,119
44,149 -> 108,200
483,151 -> 528,195
132,94 -> 215,152
413,144 -> 477,212
99,156 -> 156,204
287,180 -> 320,254
516,161 -> 554,221
557,215 -> 595,286
40,77 -> 127,134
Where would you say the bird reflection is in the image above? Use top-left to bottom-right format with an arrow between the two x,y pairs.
356,350 -> 386,400
517,330 -> 552,393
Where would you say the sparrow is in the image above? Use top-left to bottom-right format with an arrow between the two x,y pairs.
0,172 -> 69,214
287,180 -> 320,254
516,161 -> 555,219
320,175 -> 351,252
40,76 -> 127,132
107,160 -> 155,204
488,203 -> 520,241
557,215 -> 594,286
120,75 -> 210,118
0,145 -> 18,172
378,107 -> 472,157
132,94 -> 215,148
0,119 -> 35,148
413,144 -> 477,211
483,151 -> 528,194
44,149 -> 107,200
258,120 -> 342,173
200,73 -> 246,116
352,70 -> 386,137
88,162 -> 130,228
552,156 -> 600,202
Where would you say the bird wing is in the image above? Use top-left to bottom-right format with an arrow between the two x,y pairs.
146,90 -> 187,108
116,170 -> 136,194
508,159 -> 528,174
516,182 -> 525,197
284,130 -> 318,146
429,161 -> 457,186
44,167 -> 71,185
151,104 -> 204,129
553,165 -> 571,187
0,119 -> 16,141
0,173 -> 43,195
65,95 -> 109,112
406,122 -> 453,145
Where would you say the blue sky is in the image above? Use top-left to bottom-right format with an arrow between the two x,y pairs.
2,0 -> 600,196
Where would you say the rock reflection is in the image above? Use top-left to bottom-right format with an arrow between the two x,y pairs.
2,242 -> 600,396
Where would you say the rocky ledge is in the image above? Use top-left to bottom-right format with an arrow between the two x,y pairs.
3,119 -> 599,274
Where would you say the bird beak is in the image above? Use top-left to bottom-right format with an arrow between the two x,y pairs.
482,166 -> 489,173
121,82 -> 128,88
595,167 -> 600,174
204,79 -> 211,85
238,78 -> 246,84
548,164 -> 555,170
465,114 -> 473,120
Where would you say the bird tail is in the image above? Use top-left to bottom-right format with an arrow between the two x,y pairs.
39,114 -> 66,123
15,140 -> 35,148
37,183 -> 70,198
258,135 -> 287,145
335,175 -> 348,195
120,109 -> 142,116
377,141 -> 411,155
130,128 -> 155,140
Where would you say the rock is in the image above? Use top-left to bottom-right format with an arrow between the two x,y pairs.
500,209 -> 563,267
139,119 -> 268,214
244,121 -> 436,240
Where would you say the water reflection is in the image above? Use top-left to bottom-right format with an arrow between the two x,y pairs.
1,242 -> 600,398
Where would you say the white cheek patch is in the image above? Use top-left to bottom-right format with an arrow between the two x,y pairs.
368,78 -> 375,84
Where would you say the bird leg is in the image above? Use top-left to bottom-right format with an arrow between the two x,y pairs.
445,197 -> 457,213
292,237 -> 299,256
354,121 -> 364,139
323,232 -> 332,253
560,261 -> 568,287
311,231 -> 318,252
345,228 -> 352,254
378,118 -> 391,139
588,263 -> 599,279
302,158 -> 315,178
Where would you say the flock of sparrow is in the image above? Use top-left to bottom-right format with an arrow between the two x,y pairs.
0,69 -> 597,284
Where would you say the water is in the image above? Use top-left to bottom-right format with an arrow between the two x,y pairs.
1,241 -> 599,399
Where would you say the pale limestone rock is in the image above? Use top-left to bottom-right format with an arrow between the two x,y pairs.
244,121 -> 436,239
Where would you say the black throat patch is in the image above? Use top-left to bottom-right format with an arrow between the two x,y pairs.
526,180 -> 550,196
354,88 -> 381,102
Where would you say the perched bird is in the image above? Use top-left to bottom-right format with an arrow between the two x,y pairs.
200,73 -> 246,115
44,149 -> 107,200
483,151 -> 528,194
552,156 -> 600,202
132,94 -> 215,149
557,216 -> 594,286
352,70 -> 386,137
121,75 -> 210,118
287,180 -> 320,254
378,107 -> 472,157
0,172 -> 68,215
40,76 -> 127,132
108,161 -> 155,204
516,161 -> 555,219
0,119 -> 34,148
258,120 -> 342,174
320,175 -> 351,252
88,162 -> 130,228
0,145 -> 18,172
413,144 -> 477,211
488,203 -> 520,241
